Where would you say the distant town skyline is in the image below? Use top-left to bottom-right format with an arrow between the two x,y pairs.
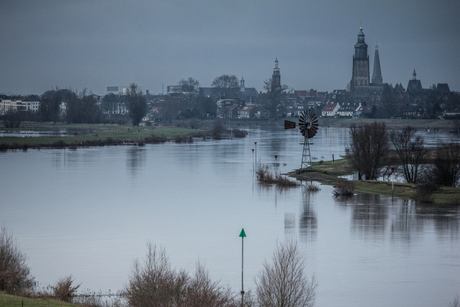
1,0 -> 459,96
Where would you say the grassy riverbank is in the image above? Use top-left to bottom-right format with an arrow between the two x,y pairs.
0,123 -> 205,149
0,292 -> 80,307
289,158 -> 460,205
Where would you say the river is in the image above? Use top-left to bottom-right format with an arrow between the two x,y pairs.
1,125 -> 459,306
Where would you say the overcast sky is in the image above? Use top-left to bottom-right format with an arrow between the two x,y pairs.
1,0 -> 459,96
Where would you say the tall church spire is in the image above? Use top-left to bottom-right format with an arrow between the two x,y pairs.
371,44 -> 383,84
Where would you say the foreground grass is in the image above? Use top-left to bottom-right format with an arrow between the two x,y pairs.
0,293 -> 80,307
0,123 -> 205,149
289,157 -> 460,205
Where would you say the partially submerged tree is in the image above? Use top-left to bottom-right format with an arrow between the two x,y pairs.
346,122 -> 390,180
255,241 -> 317,307
389,126 -> 427,184
0,226 -> 34,294
126,83 -> 147,126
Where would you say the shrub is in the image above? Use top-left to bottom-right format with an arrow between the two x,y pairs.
125,243 -> 237,307
305,183 -> 321,192
274,174 -> 300,188
232,129 -> 248,138
256,165 -> 275,184
0,226 -> 35,295
333,181 -> 355,197
52,275 -> 81,302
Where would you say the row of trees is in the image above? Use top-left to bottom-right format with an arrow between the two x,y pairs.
38,84 -> 147,126
126,241 -> 316,307
165,74 -> 290,120
3,72 -> 290,127
1,225 -> 316,307
346,123 -> 460,187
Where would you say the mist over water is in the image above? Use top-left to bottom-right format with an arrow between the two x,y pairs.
1,126 -> 459,306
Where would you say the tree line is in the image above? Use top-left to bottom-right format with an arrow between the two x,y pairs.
346,122 -> 460,188
3,72 -> 291,128
1,225 -> 316,307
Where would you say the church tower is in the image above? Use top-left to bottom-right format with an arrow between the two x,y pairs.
272,58 -> 281,89
371,44 -> 383,84
350,25 -> 370,92
240,74 -> 245,93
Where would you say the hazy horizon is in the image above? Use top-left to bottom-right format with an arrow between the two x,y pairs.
1,0 -> 459,96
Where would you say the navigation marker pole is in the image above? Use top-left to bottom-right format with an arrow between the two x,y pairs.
239,228 -> 246,307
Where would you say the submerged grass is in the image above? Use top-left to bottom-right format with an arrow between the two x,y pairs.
0,124 -> 205,149
290,156 -> 460,205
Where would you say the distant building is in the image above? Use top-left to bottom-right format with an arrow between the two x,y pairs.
239,105 -> 259,119
107,86 -> 128,95
321,102 -> 340,117
272,58 -> 281,89
406,69 -> 423,95
350,25 -> 370,92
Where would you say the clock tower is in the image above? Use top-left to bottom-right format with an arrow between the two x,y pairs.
350,25 -> 370,92
272,58 -> 281,90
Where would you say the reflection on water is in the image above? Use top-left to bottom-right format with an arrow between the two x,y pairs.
0,126 -> 459,307
299,189 -> 318,242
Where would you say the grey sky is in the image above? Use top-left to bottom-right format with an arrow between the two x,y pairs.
1,0 -> 459,96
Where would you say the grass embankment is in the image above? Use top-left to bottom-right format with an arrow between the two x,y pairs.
0,123 -> 205,150
318,117 -> 459,131
0,292 -> 79,307
289,157 -> 460,205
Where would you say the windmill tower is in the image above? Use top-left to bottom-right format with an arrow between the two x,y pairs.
298,110 -> 319,170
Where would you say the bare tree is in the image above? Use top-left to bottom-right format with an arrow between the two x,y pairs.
255,241 -> 317,307
346,122 -> 390,180
211,75 -> 240,99
389,126 -> 427,183
449,294 -> 460,307
0,226 -> 34,294
430,142 -> 460,187
125,243 -> 237,307
102,92 -> 120,116
178,77 -> 200,108
126,83 -> 147,126
183,262 -> 236,307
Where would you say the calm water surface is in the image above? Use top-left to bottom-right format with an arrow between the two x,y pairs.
1,126 -> 459,307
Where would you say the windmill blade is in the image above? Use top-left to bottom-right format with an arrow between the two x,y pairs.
284,120 -> 296,129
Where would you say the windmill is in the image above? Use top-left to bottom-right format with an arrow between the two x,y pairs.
285,109 -> 319,170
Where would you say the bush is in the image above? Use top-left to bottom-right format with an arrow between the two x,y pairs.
52,275 -> 81,302
333,181 -> 355,197
305,183 -> 321,192
232,129 -> 248,138
125,243 -> 237,307
0,226 -> 34,294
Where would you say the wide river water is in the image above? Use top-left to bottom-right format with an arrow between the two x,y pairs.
1,125 -> 459,306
